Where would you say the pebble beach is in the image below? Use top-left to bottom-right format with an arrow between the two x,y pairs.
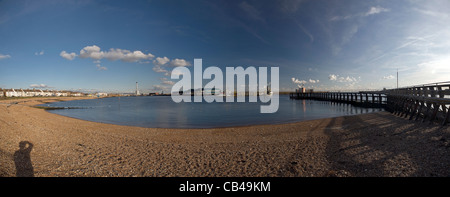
0,97 -> 449,177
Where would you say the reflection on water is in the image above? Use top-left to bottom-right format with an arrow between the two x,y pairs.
40,95 -> 383,129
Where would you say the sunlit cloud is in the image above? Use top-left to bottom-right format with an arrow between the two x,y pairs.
29,83 -> 50,88
364,6 -> 390,16
96,64 -> 107,71
59,51 -> 77,60
77,45 -> 155,62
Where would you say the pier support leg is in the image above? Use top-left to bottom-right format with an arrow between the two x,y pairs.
409,100 -> 419,120
429,103 -> 439,125
399,98 -> 408,117
443,107 -> 450,126
422,102 -> 431,123
403,99 -> 412,118
415,101 -> 424,121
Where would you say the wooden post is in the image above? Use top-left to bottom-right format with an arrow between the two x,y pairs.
360,93 -> 363,105
438,86 -> 446,115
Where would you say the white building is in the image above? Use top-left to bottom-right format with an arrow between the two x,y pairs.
2,88 -> 83,97
71,92 -> 83,97
97,92 -> 108,97
5,89 -> 19,97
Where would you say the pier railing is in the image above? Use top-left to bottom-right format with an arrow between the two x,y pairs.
289,91 -> 386,108
290,81 -> 450,126
384,81 -> 450,126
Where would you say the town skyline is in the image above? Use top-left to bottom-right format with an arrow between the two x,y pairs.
1,0 -> 450,94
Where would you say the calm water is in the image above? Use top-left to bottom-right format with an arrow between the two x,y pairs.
40,95 -> 383,128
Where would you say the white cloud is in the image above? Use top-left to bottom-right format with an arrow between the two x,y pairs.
382,75 -> 395,79
60,51 -> 77,60
292,77 -> 320,87
365,6 -> 390,16
309,79 -> 319,83
152,65 -> 168,73
160,77 -> 175,85
0,54 -> 11,60
291,78 -> 307,84
169,58 -> 191,67
151,76 -> 177,93
331,5 -> 390,21
30,84 -> 49,88
338,76 -> 357,83
414,8 -> 449,19
121,50 -> 154,62
329,74 -> 358,83
151,57 -> 190,77
328,74 -> 338,81
35,50 -> 44,56
153,56 -> 170,66
76,45 -> 155,62
417,57 -> 450,76
153,65 -> 169,73
79,45 -> 103,59
330,15 -> 353,21
96,64 -> 107,71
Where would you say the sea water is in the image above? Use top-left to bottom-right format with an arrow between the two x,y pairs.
40,95 -> 383,128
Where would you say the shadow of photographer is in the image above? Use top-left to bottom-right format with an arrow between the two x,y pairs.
14,141 -> 34,177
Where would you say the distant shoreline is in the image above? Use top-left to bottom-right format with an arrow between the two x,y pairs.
1,97 -> 449,177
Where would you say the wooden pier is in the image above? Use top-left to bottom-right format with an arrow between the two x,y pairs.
289,91 -> 387,108
290,81 -> 450,126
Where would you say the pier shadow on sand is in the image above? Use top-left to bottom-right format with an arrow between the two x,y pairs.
14,141 -> 34,177
324,112 -> 450,177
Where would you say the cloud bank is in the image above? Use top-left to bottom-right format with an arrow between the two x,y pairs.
329,74 -> 359,83
29,84 -> 50,88
78,45 -> 155,62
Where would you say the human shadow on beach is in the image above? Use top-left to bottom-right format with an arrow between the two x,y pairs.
324,111 -> 450,177
14,141 -> 34,177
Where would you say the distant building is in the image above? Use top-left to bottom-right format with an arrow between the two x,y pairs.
97,92 -> 108,97
135,82 -> 140,96
295,87 -> 306,93
71,92 -> 84,97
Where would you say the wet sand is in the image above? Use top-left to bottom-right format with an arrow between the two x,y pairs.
0,97 -> 449,177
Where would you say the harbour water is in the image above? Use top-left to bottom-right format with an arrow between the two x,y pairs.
40,95 -> 383,128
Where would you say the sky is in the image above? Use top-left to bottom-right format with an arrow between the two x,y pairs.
0,0 -> 449,93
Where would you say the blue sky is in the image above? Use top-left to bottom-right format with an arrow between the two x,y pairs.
0,0 -> 449,93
